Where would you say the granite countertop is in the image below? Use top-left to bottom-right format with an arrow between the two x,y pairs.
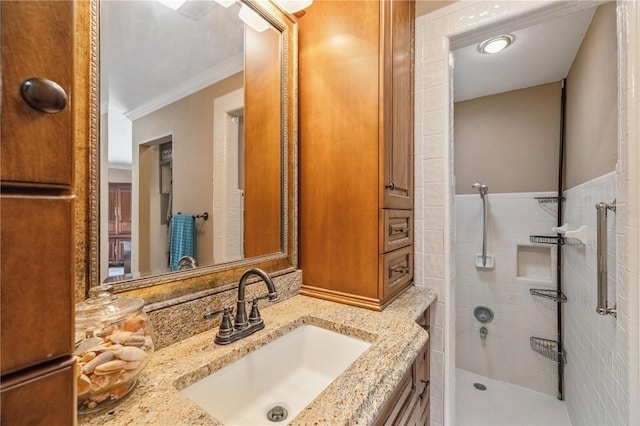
79,286 -> 436,425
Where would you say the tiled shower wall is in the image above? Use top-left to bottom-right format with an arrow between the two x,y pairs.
415,1 -> 640,425
455,192 -> 559,396
563,172 -> 626,425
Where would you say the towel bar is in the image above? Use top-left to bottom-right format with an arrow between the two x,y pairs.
595,200 -> 616,317
176,212 -> 209,221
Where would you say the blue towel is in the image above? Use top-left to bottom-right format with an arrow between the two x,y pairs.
169,214 -> 196,271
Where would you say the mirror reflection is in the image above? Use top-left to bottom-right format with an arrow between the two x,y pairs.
100,0 -> 283,284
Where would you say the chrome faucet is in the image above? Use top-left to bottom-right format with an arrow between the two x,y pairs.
214,268 -> 278,345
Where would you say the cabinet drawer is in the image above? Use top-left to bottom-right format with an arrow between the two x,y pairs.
381,209 -> 412,253
415,343 -> 430,417
381,245 -> 413,301
376,366 -> 414,426
419,398 -> 430,426
1,357 -> 76,424
1,195 -> 74,374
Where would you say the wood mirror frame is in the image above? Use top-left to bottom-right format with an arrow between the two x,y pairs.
85,0 -> 298,305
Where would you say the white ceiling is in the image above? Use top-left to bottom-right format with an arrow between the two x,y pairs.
101,0 -> 249,166
103,1 -> 603,165
101,0 -> 245,115
453,6 -> 598,102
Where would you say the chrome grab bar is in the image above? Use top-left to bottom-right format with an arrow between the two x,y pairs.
595,200 -> 616,317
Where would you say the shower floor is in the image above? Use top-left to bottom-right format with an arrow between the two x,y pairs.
455,368 -> 572,425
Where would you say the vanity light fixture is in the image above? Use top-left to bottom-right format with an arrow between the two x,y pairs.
238,3 -> 270,32
272,0 -> 313,14
479,35 -> 514,54
157,0 -> 188,11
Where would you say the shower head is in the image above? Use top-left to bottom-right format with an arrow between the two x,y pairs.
472,182 -> 488,197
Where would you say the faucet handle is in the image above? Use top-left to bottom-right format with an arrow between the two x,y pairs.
248,298 -> 263,324
203,306 -> 233,321
217,307 -> 235,336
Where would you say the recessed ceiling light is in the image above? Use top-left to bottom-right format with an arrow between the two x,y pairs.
479,35 -> 514,54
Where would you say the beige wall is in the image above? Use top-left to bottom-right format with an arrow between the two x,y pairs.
133,72 -> 243,274
454,81 -> 562,194
108,167 -> 131,183
564,2 -> 617,190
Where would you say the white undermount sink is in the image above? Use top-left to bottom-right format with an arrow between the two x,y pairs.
181,324 -> 371,425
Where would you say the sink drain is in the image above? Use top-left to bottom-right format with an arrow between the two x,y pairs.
267,405 -> 288,422
473,383 -> 487,391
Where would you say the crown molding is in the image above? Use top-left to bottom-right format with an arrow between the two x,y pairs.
125,53 -> 244,121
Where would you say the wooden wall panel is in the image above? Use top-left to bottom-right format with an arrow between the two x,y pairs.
244,26 -> 282,258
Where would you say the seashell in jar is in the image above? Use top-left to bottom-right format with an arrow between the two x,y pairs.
79,351 -> 96,364
141,336 -> 154,351
74,337 -> 104,356
84,342 -> 121,354
107,331 -> 133,345
90,370 -> 123,393
123,315 -> 146,332
95,325 -> 115,337
124,334 -> 147,347
113,346 -> 147,362
89,372 -> 111,392
77,374 -> 92,396
111,382 -> 131,399
117,369 -> 138,385
83,351 -> 114,375
123,360 -> 141,371
88,391 -> 110,404
94,360 -> 128,375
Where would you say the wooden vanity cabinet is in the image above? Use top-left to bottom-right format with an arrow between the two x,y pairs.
299,0 -> 415,311
375,307 -> 430,426
1,0 -> 90,423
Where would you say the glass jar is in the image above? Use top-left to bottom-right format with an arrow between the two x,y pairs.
74,285 -> 155,414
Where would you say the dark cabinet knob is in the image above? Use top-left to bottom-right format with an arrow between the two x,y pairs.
20,77 -> 68,113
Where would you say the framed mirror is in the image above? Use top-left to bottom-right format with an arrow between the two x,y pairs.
89,0 -> 298,304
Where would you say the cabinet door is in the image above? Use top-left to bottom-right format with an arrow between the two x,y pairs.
117,185 -> 132,235
1,196 -> 74,375
1,357 -> 76,425
0,1 -> 73,187
108,184 -> 132,236
382,0 -> 414,210
108,185 -> 118,234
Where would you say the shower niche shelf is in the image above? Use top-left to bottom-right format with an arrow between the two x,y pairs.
529,288 -> 567,303
529,235 -> 565,245
534,196 -> 564,204
530,337 -> 566,364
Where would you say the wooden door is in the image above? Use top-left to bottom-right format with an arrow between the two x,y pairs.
117,184 -> 132,235
108,183 -> 132,236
